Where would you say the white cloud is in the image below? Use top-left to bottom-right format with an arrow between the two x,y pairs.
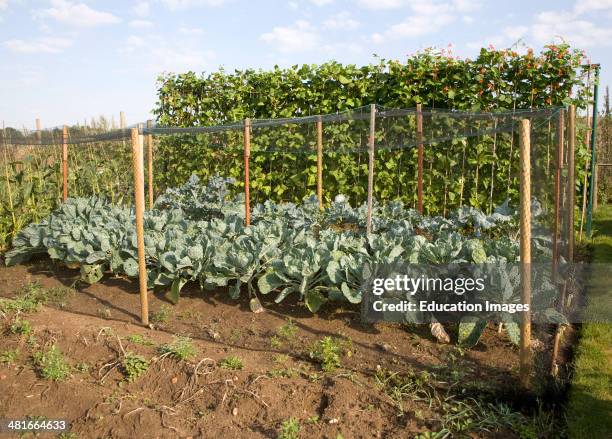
358,0 -> 404,10
122,34 -> 215,73
504,25 -> 528,41
179,26 -> 204,35
310,0 -> 334,5
129,19 -> 153,28
574,0 -> 612,14
371,1 -> 470,42
532,10 -> 612,47
260,20 -> 319,53
36,0 -> 120,28
0,1 -> 8,11
132,1 -> 150,17
3,36 -> 73,53
323,12 -> 359,30
160,0 -> 227,10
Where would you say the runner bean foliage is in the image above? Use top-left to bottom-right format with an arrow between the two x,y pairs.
154,44 -> 590,210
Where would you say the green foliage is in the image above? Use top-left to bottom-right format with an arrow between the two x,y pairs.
158,336 -> 196,361
276,318 -> 298,340
309,336 -> 352,372
219,355 -> 244,370
122,352 -> 149,382
126,334 -> 154,346
150,305 -> 173,324
0,349 -> 19,364
10,318 -> 32,336
277,418 -> 300,439
32,345 -> 71,381
153,45 -> 590,211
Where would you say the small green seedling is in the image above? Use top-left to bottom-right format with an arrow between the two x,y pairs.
122,352 -> 149,382
10,319 -> 32,336
309,336 -> 351,372
158,336 -> 196,361
219,355 -> 244,370
277,418 -> 300,439
33,345 -> 71,381
0,349 -> 19,364
126,334 -> 154,346
150,305 -> 173,324
277,318 -> 298,340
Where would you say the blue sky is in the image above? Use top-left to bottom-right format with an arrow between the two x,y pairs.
0,0 -> 610,129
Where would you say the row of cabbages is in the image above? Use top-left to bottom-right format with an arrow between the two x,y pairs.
5,176 -> 552,314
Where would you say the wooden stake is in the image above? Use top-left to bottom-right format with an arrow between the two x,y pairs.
366,104 -> 376,235
131,127 -> 149,326
244,118 -> 251,226
62,126 -> 68,201
567,105 -> 576,262
519,118 -> 532,388
36,118 -> 41,143
146,120 -> 154,209
551,109 -> 564,283
120,111 -> 126,129
416,104 -> 424,214
316,115 -> 323,209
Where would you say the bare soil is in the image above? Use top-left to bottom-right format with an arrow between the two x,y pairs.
0,258 -> 569,439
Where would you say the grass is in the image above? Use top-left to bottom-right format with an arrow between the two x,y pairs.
32,345 -> 71,381
566,204 -> 612,439
126,334 -> 154,346
158,336 -> 196,361
0,282 -> 74,314
219,355 -> 244,370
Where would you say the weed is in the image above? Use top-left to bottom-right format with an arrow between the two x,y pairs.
10,319 -> 32,336
309,336 -> 351,372
277,418 -> 300,439
375,367 -> 434,414
122,352 -> 149,382
0,282 -> 73,314
268,368 -> 297,379
74,362 -> 90,373
229,328 -> 243,343
158,336 -> 196,361
270,336 -> 282,349
97,308 -> 112,319
0,349 -> 19,364
150,305 -> 172,324
306,415 -> 319,424
126,334 -> 154,346
57,433 -> 78,439
32,345 -> 71,381
219,355 -> 244,370
272,354 -> 289,364
277,318 -> 298,340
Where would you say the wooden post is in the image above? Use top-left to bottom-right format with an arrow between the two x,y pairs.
416,104 -> 424,214
316,115 -> 323,209
567,105 -> 576,262
62,126 -> 69,201
120,111 -> 126,129
366,104 -> 376,235
244,118 -> 251,226
146,120 -> 154,208
131,128 -> 149,326
551,109 -> 564,283
519,118 -> 532,388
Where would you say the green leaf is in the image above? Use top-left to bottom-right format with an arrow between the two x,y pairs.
305,290 -> 327,313
458,318 -> 487,347
168,277 -> 188,304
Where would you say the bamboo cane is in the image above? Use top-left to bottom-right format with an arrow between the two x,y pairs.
519,118 -> 532,388
366,104 -> 376,235
416,104 -> 424,214
316,115 -> 323,209
131,128 -> 149,326
244,118 -> 251,226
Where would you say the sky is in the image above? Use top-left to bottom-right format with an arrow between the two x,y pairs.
0,0 -> 610,129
